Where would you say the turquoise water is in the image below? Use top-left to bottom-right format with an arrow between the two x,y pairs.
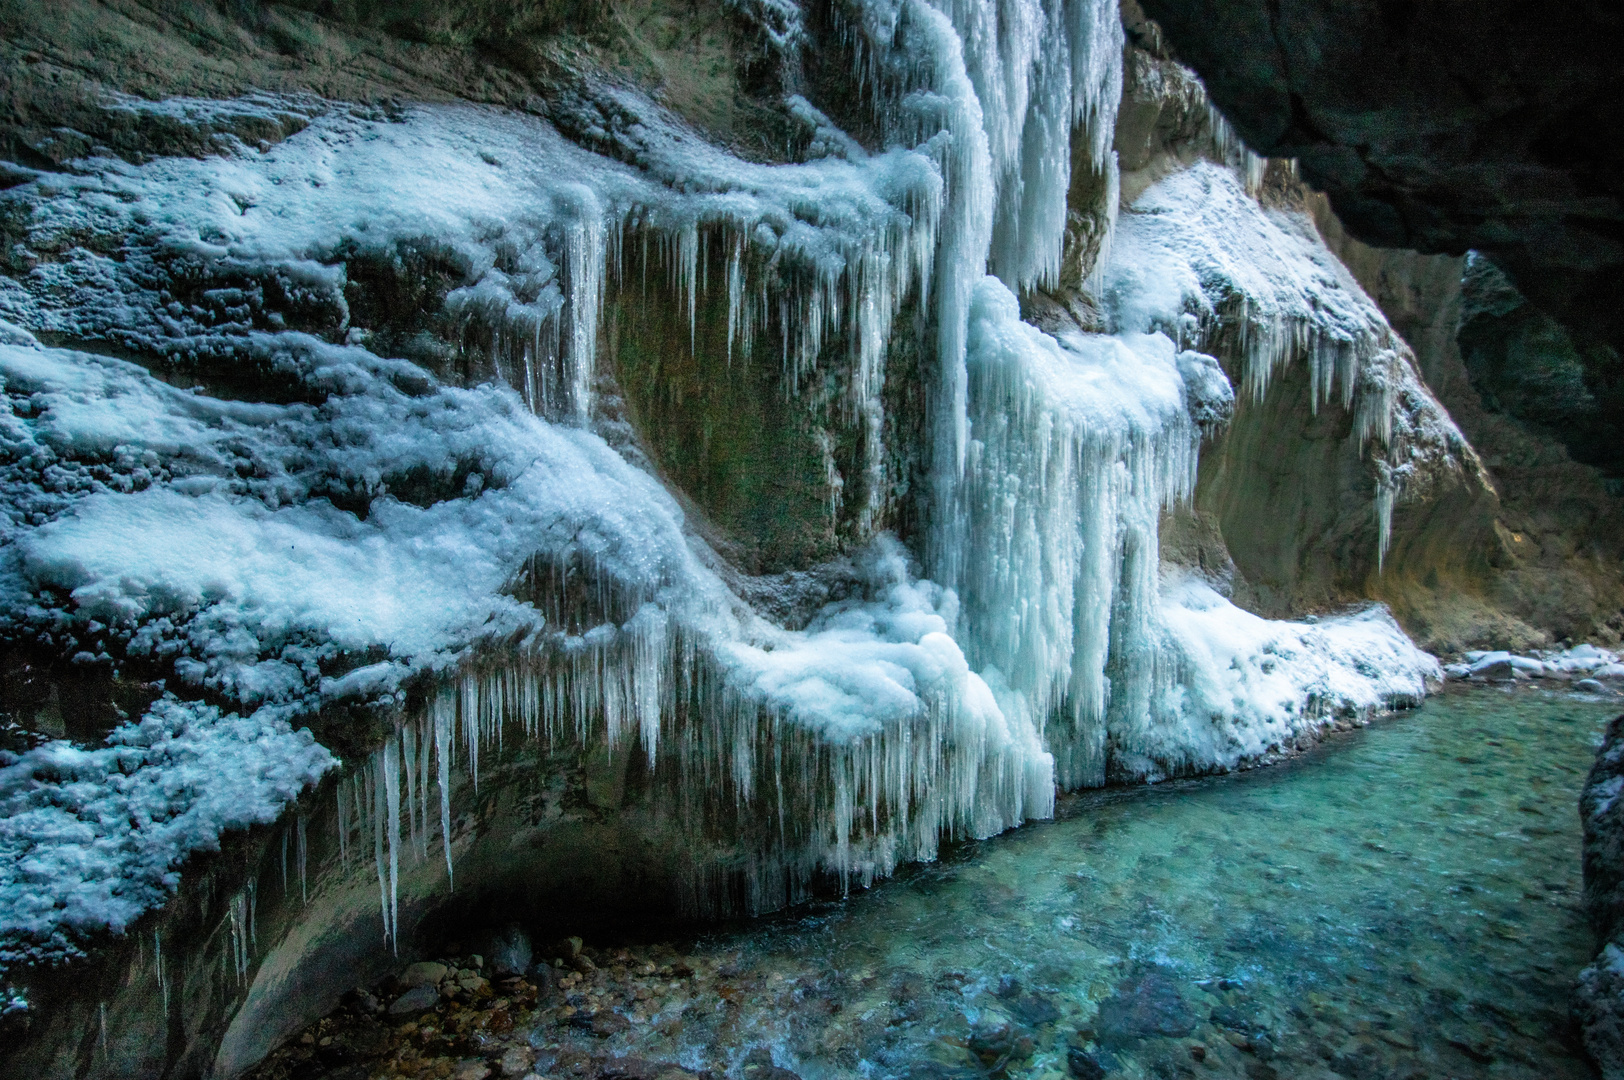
590,686 -> 1618,1079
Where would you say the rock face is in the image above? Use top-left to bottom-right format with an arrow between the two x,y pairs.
1111,15 -> 1511,651
1311,197 -> 1624,650
1132,0 -> 1624,480
0,1 -> 1598,1077
1578,715 -> 1624,1079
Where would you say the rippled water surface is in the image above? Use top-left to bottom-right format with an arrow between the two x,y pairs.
595,687 -> 1619,1079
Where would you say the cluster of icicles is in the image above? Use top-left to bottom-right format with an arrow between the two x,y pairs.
327,606 -> 1052,947
319,0 -> 1418,946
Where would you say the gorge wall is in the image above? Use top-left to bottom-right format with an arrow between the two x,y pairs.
0,1 -> 1615,1077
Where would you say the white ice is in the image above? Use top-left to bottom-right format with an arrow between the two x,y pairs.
0,0 -> 1450,991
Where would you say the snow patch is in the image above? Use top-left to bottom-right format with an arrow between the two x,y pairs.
0,698 -> 333,973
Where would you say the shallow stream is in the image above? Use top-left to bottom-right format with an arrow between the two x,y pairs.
615,686 -> 1617,1080
250,685 -> 1621,1080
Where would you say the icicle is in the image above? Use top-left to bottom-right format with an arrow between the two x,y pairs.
559,185 -> 606,422
402,723 -> 420,864
383,734 -> 402,952
1376,475 -> 1396,573
1207,103 -> 1267,196
227,888 -> 253,985
155,930 -> 168,1019
297,814 -> 309,906
335,780 -> 349,867
417,715 -> 432,861
435,692 -> 454,888
372,755 -> 389,946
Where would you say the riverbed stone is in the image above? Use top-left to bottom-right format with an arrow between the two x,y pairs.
498,1046 -> 535,1076
1065,1046 -> 1108,1079
402,962 -> 449,988
388,984 -> 442,1016
1095,968 -> 1195,1046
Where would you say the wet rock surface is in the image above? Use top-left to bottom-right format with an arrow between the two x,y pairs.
245,938 -> 740,1080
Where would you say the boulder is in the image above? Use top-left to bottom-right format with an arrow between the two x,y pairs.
388,985 -> 441,1017
1577,714 -> 1624,1077
1468,652 -> 1545,680
477,927 -> 533,979
401,962 -> 448,989
1470,659 -> 1518,681
1576,947 -> 1624,1080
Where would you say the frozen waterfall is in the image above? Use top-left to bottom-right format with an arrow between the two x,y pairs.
0,0 -> 1442,1015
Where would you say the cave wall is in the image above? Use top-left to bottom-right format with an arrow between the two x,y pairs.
1131,0 -> 1624,482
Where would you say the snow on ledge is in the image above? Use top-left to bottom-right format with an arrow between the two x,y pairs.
1112,575 -> 1441,781
0,698 -> 333,1014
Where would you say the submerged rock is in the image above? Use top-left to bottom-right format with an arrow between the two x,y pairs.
1094,968 -> 1196,1047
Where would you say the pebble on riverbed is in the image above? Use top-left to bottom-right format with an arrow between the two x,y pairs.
243,936 -> 723,1080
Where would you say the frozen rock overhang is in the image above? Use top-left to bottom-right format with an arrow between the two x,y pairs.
0,0 -> 1448,1040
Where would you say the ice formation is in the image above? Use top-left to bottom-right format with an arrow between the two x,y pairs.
0,697 -> 330,995
1107,162 -> 1469,566
957,277 -> 1202,787
0,0 -> 1444,1002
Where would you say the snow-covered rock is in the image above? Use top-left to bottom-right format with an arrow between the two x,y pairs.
0,0 -> 1449,1063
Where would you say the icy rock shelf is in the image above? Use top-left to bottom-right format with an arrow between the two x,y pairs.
0,0 -> 1453,1040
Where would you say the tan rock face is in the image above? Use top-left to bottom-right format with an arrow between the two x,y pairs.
1100,23 -> 1621,655
1311,196 -> 1624,651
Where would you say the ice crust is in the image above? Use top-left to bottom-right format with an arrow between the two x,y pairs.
0,0 -> 1441,995
1108,163 -> 1476,565
1145,576 -> 1438,778
0,697 -> 331,1012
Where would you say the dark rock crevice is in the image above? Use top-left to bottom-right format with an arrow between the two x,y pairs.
1134,0 -> 1624,477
